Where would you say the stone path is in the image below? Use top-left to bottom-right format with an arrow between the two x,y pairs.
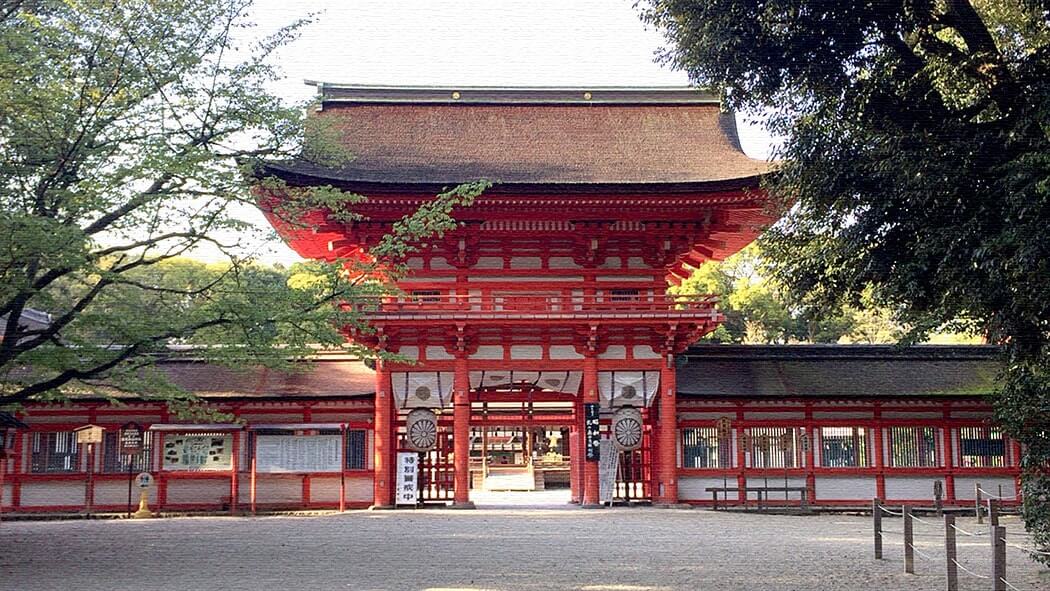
0,508 -> 1046,590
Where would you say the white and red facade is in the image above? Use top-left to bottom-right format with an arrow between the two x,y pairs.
0,87 -> 1020,514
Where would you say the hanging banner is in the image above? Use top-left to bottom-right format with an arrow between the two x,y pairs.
598,439 -> 619,504
395,452 -> 419,506
584,403 -> 601,461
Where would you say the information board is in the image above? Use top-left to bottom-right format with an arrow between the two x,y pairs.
395,452 -> 419,506
598,439 -> 618,504
584,403 -> 601,461
162,434 -> 232,471
255,435 -> 341,473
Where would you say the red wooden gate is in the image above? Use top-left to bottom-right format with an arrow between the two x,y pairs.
398,429 -> 454,503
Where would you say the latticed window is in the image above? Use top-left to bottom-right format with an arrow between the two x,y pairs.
346,429 -> 367,470
609,289 -> 640,302
886,426 -> 939,467
30,432 -> 80,473
745,427 -> 803,469
100,430 -> 154,473
957,426 -> 1008,468
681,427 -> 733,468
819,427 -> 870,467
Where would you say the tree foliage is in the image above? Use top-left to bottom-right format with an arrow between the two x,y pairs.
641,0 -> 1050,555
674,245 -> 905,344
0,0 -> 486,411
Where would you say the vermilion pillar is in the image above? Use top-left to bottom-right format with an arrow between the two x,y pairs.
373,360 -> 394,508
655,358 -> 678,505
581,353 -> 600,507
452,355 -> 474,508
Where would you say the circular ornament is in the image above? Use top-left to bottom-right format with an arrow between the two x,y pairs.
406,408 -> 438,451
612,407 -> 644,451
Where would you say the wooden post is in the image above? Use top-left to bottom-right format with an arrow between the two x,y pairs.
230,431 -> 239,515
373,360 -> 394,508
988,498 -> 999,527
975,482 -> 984,524
944,514 -> 958,591
581,353 -> 599,507
452,355 -> 473,508
339,425 -> 346,513
933,480 -> 943,517
903,505 -> 914,574
873,498 -> 883,559
991,524 -> 1006,591
250,457 -> 257,516
656,357 -> 678,505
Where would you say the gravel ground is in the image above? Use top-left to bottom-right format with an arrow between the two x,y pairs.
0,507 -> 1047,590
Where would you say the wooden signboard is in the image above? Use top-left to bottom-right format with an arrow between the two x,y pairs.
75,424 -> 104,445
120,425 -> 144,455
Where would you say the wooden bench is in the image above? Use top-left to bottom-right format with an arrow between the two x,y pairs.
706,486 -> 809,510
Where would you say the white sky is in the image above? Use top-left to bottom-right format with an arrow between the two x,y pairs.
232,0 -> 777,265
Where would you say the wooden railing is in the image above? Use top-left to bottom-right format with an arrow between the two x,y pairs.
350,292 -> 720,318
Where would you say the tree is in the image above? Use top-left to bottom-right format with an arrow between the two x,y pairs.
0,0 -> 486,411
641,0 -> 1050,555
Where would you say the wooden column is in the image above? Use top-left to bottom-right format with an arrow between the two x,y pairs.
373,359 -> 395,508
230,431 -> 239,514
655,356 -> 678,505
873,407 -> 886,501
452,355 -> 474,507
581,353 -> 600,507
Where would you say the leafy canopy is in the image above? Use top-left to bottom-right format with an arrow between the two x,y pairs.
640,0 -> 1049,556
0,0 -> 486,411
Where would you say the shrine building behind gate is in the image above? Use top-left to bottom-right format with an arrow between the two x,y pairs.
0,86 -> 1021,513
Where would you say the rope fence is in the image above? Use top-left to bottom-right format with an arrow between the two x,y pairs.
870,498 -> 1045,591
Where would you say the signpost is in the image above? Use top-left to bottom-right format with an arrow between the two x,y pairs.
716,416 -> 732,499
395,452 -> 419,507
120,423 -> 144,518
584,403 -> 600,462
74,424 -> 104,515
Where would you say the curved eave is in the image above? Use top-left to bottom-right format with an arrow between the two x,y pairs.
255,162 -> 768,195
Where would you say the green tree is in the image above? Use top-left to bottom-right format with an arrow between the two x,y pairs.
641,0 -> 1049,555
0,0 -> 486,411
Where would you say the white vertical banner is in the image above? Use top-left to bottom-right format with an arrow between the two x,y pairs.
599,439 -> 619,504
395,452 -> 419,506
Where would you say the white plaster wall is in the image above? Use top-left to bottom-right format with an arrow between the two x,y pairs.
431,257 -> 454,270
548,257 -> 579,269
251,476 -> 302,504
398,346 -> 420,360
19,482 -> 85,507
550,345 -> 583,360
510,345 -> 543,360
678,476 -> 740,502
598,345 -> 626,360
632,345 -> 661,360
471,346 -> 504,360
164,478 -> 229,505
509,257 -> 542,269
425,346 -> 454,360
884,476 -> 943,501
94,480 -> 158,506
814,477 -> 877,501
954,476 -> 1016,501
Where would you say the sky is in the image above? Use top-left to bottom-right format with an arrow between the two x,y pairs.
236,0 -> 777,265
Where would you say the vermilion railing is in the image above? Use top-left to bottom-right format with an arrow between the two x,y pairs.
349,292 -> 720,317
